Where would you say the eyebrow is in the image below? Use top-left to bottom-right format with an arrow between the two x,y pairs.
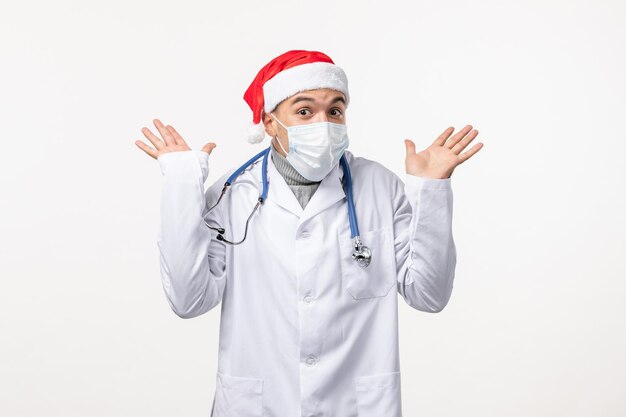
289,95 -> 346,106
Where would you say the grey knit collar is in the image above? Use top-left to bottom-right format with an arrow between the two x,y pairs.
270,142 -> 321,186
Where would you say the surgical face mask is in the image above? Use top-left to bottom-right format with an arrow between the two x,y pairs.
270,113 -> 349,182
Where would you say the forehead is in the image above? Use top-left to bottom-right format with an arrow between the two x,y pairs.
287,88 -> 346,103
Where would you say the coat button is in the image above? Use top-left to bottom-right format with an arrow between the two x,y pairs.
305,355 -> 317,366
303,294 -> 314,303
299,231 -> 312,239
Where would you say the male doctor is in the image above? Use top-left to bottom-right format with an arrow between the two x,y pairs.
135,50 -> 483,417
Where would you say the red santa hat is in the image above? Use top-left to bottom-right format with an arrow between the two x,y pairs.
243,49 -> 350,144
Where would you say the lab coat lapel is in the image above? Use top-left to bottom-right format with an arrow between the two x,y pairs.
299,162 -> 346,225
267,153 -> 304,217
266,154 -> 346,223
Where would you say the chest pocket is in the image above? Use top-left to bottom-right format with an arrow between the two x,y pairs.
338,226 -> 396,300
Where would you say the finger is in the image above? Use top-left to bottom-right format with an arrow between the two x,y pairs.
166,125 -> 187,146
404,139 -> 416,155
445,124 -> 473,149
141,127 -> 165,150
201,142 -> 217,154
458,142 -> 484,164
433,126 -> 455,146
153,118 -> 176,146
451,129 -> 479,155
135,140 -> 159,159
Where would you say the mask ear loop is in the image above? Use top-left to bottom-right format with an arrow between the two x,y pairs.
270,113 -> 290,156
274,135 -> 289,155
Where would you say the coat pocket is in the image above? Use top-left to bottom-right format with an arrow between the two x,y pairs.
211,371 -> 263,417
339,227 -> 396,300
355,371 -> 402,417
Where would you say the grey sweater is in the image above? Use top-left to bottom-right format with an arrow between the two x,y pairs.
270,143 -> 321,209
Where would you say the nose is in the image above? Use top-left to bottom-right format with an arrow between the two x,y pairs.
314,113 -> 329,123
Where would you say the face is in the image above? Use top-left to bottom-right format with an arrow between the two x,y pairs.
262,88 -> 347,156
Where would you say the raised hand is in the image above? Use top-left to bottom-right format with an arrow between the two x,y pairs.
135,118 -> 217,159
404,125 -> 483,179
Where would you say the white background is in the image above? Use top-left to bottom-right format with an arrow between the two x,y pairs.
1,0 -> 624,416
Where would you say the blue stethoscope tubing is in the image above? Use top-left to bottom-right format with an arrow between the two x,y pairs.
205,145 -> 372,268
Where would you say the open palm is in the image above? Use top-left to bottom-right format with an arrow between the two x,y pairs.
405,125 -> 484,179
135,118 -> 217,159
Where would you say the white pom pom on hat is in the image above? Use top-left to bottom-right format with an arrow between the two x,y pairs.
242,50 -> 350,144
246,120 -> 266,144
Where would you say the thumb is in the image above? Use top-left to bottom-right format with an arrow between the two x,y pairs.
201,142 -> 217,155
404,139 -> 416,156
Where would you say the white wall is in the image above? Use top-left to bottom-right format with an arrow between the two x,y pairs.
1,0 -> 624,415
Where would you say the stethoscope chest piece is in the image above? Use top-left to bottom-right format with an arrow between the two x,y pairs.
352,237 -> 372,268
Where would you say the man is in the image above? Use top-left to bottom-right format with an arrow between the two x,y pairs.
135,50 -> 482,417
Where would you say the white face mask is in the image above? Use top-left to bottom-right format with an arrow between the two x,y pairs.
270,113 -> 350,182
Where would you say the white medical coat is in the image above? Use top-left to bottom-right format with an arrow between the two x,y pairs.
156,148 -> 457,417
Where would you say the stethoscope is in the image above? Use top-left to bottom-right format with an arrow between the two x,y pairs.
202,145 -> 372,268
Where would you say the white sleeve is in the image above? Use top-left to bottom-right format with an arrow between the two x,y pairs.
156,150 -> 228,319
393,173 -> 457,313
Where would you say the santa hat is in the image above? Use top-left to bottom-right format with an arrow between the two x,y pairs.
243,49 -> 350,144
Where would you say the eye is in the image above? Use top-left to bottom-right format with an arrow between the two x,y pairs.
297,108 -> 311,116
329,108 -> 343,117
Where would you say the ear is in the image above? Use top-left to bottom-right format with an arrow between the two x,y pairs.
262,110 -> 277,137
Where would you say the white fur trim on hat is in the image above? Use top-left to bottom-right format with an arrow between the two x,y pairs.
262,61 -> 350,114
